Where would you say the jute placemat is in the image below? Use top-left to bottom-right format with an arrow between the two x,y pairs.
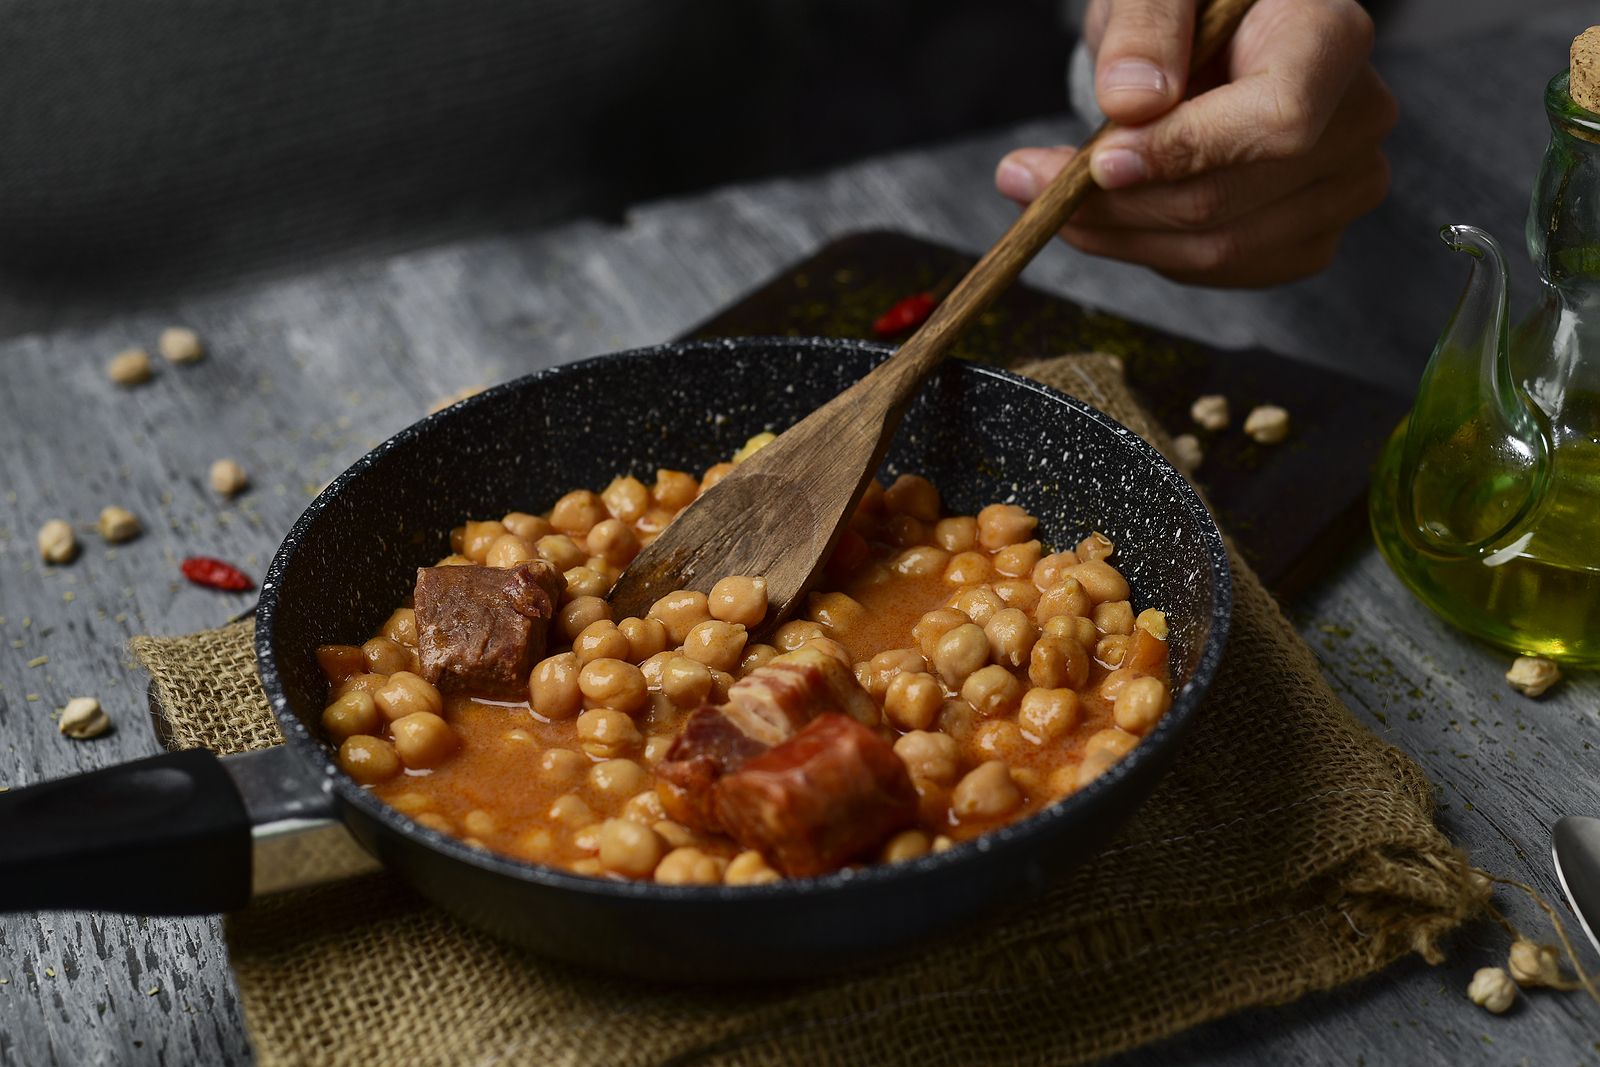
132,353 -> 1488,1067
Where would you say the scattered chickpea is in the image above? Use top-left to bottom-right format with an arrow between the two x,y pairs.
617,616 -> 669,663
882,830 -> 932,863
338,735 -> 401,784
462,809 -> 498,838
107,347 -> 154,385
800,637 -> 852,668
321,690 -> 379,741
563,566 -> 610,599
862,647 -> 926,698
732,432 -> 777,463
1467,966 -> 1516,1014
550,490 -> 607,536
374,672 -> 444,722
652,469 -> 699,511
1507,940 -> 1562,988
933,516 -> 978,552
158,326 -> 205,364
1135,608 -> 1168,639
883,514 -> 928,548
576,707 -> 643,759
59,697 -> 111,739
589,758 -> 647,799
962,664 -> 1024,718
649,590 -> 713,644
36,519 -> 78,564
573,620 -> 632,665
933,623 -> 990,688
1095,634 -> 1130,668
1034,578 -> 1090,624
362,636 -> 414,675
950,586 -> 1005,627
952,761 -> 1023,821
586,519 -> 640,566
993,539 -> 1042,578
709,576 -> 768,627
883,474 -> 941,522
530,652 -> 583,719
579,658 -> 648,714
539,748 -> 587,787
209,458 -> 250,498
1113,676 -> 1172,735
653,820 -> 696,849
701,462 -> 736,491
600,477 -> 650,524
484,533 -> 536,568
976,503 -> 1037,550
913,608 -> 969,660
1018,688 -> 1079,744
502,511 -> 553,541
390,711 -> 458,769
943,551 -> 993,585
725,850 -> 781,885
557,596 -> 611,642
1029,636 -> 1089,691
96,506 -> 141,543
1190,394 -> 1229,431
983,608 -> 1038,669
1171,433 -> 1203,474
1243,404 -> 1291,444
1064,561 -> 1129,605
885,671 -> 942,731
1093,600 -> 1136,636
773,619 -> 827,652
537,534 -> 587,572
681,620 -> 749,673
1505,656 -> 1561,698
381,608 -> 418,646
894,730 -> 962,786
738,643 -> 779,675
598,819 -> 666,878
548,794 -> 596,828
660,656 -> 714,708
1045,614 -> 1100,651
622,789 -> 667,825
655,847 -> 727,885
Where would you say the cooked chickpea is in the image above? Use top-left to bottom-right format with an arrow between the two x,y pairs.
725,850 -> 781,885
951,760 -> 1022,820
949,586 -> 1005,627
884,671 -> 942,731
601,476 -> 650,524
991,579 -> 1040,614
652,469 -> 699,510
883,473 -> 941,521
536,534 -> 586,572
660,656 -> 714,708
616,616 -> 668,663
380,608 -> 418,646
649,590 -> 712,644
1096,634 -> 1130,668
738,643 -> 779,675
362,636 -> 413,675
882,514 -> 928,548
701,575 -> 767,628
654,847 -> 727,885
597,819 -> 666,878
332,672 -> 388,699
807,591 -> 865,630
643,734 -> 675,765
894,730 -> 961,785
1098,668 -> 1136,703
589,758 -> 647,799
892,546 -> 950,577
773,619 -> 827,652
681,620 -> 749,673
1136,608 -> 1169,638
1044,613 -> 1099,650
435,553 -> 476,566
550,490 -> 607,536
539,747 -> 587,787
1028,636 -> 1089,690
574,620 -> 631,665
801,637 -> 852,668
882,829 -> 932,863
913,608 -> 968,660
321,691 -> 379,741
1018,688 -> 1079,743
1066,560 -> 1130,604
390,712 -> 458,769
530,652 -> 583,719
1079,728 -> 1139,786
549,794 -> 596,828
863,647 -> 926,698
462,810 -> 498,837
933,623 -> 990,687
414,813 -> 454,835
1076,532 -> 1114,562
586,519 -> 639,566
701,462 -> 736,491
389,792 -> 431,815
1031,551 -> 1079,591
961,665 -> 1024,718
557,596 -> 611,642
484,533 -> 537,568
1035,578 -> 1091,624
502,511 -> 552,541
1114,676 -> 1172,735
563,566 -> 610,599
977,504 -> 1037,550
317,643 -> 368,681
579,658 -> 648,714
709,669 -> 736,702
461,520 -> 509,563
972,719 -> 1028,761
1093,600 -> 1135,636
983,608 -> 1038,669
943,551 -> 993,586
622,789 -> 667,825
374,671 -> 444,721
577,707 -> 643,758
993,540 -> 1042,578
934,516 -> 978,552
653,820 -> 696,849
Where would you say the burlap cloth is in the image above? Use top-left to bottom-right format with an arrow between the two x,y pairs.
131,354 -> 1488,1067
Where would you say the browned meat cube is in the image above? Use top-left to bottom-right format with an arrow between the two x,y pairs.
655,706 -> 770,832
413,562 -> 565,699
714,713 -> 917,877
722,646 -> 880,746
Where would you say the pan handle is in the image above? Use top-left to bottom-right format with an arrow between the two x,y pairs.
0,749 -> 251,914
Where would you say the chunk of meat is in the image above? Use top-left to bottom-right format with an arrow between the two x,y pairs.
714,713 -> 917,877
722,646 -> 880,746
654,706 -> 769,832
413,562 -> 565,699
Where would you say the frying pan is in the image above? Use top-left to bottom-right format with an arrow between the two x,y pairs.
0,338 -> 1231,981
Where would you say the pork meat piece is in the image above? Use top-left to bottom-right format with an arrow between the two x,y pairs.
722,646 -> 881,746
714,713 -> 917,877
413,562 -> 565,699
654,706 -> 770,832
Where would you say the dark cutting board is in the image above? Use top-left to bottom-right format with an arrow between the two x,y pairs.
680,230 -> 1411,600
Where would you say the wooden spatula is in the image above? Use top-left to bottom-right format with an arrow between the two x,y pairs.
608,0 -> 1256,627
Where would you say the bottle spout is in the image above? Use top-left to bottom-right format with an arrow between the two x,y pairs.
1396,226 -> 1550,556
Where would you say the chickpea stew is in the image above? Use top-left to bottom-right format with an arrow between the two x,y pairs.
314,439 -> 1173,886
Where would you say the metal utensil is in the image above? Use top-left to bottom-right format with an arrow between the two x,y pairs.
1552,815 -> 1600,954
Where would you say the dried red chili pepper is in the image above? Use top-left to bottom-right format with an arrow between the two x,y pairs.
181,556 -> 255,592
871,292 -> 936,338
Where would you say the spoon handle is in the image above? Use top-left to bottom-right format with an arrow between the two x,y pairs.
861,0 -> 1258,405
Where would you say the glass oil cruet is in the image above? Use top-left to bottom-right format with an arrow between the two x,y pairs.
1370,32 -> 1600,664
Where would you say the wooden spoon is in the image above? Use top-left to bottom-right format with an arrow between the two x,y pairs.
609,0 -> 1256,627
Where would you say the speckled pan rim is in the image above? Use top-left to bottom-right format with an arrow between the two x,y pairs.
257,336 -> 1233,903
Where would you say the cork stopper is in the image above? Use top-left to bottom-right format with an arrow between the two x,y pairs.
1571,27 -> 1600,112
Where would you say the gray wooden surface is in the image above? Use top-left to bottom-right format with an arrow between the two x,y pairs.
3,9 -> 1599,1066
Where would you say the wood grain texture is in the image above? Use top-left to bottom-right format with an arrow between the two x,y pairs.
2,8 -> 1597,1066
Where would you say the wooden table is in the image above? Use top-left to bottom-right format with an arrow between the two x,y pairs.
2,10 -> 1596,1064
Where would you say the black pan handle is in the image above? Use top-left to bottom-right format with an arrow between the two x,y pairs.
0,748 -> 251,914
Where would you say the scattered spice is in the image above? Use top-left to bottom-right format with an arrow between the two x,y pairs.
1189,394 -> 1230,431
1505,656 -> 1561,698
180,556 -> 254,592
97,506 -> 141,543
26,656 -> 47,668
1170,433 -> 1203,474
1243,405 -> 1291,444
871,292 -> 936,337
36,519 -> 77,564
107,348 -> 154,386
210,458 -> 250,498
1467,966 -> 1517,1013
158,326 -> 205,364
59,697 -> 111,740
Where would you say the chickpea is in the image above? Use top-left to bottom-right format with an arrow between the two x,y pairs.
503,728 -> 536,745
571,858 -> 604,876
807,591 -> 865,630
700,575 -> 767,628
517,828 -> 556,858
1096,634 -> 1130,668
485,533 -> 537,568
884,671 -> 942,731
962,665 -> 1024,718
773,619 -> 826,651
709,669 -> 736,702
374,671 -> 444,721
863,648 -> 926,698
435,553 -> 475,567
738,643 -> 779,675
654,847 -> 727,885
857,479 -> 887,515
539,747 -> 587,787
461,520 -> 509,563
414,813 -> 454,835
653,820 -> 696,849
725,850 -> 781,886
1136,608 -> 1169,639
912,608 -> 969,661
977,504 -> 1037,551
949,586 -> 1005,627
1076,531 -> 1114,562
380,608 -> 418,646
883,473 -> 941,522
1044,613 -> 1100,650
943,551 -> 993,585
597,819 -> 666,878
1099,668 -> 1136,703
321,691 -> 379,741
502,511 -> 553,541
639,650 -> 675,689
530,652 -> 583,719
660,656 -> 714,708
1035,578 -> 1091,624
933,623 -> 989,688
1093,600 -> 1136,636
701,462 -> 736,492
1032,551 -> 1079,591
389,792 -> 431,815
579,658 -> 648,714
462,810 -> 498,838
617,616 -> 669,663
983,608 -> 1038,669
536,534 -> 587,572
558,596 -> 611,642
1028,636 -> 1090,691
362,637 -> 414,675
652,469 -> 699,510
332,672 -> 388,699
892,546 -> 950,577
548,794 -> 596,828
681,620 -> 749,673
991,579 -> 1040,615
601,476 -> 650,524
882,829 -> 932,863
934,516 -> 978,552
1114,676 -> 1172,735
574,620 -> 632,665
317,643 -> 368,682
622,789 -> 667,825
800,637 -> 852,668
589,758 -> 647,799
1018,688 -> 1079,743
1065,561 -> 1130,604
894,730 -> 961,785
562,566 -> 610,599
648,590 -> 712,644
577,707 -> 644,760
550,490 -> 607,536
586,519 -> 639,567
951,760 -> 1023,820
154,329 -> 201,365
993,539 -> 1042,579
1047,765 -> 1081,799
643,734 -> 675,765
972,719 -> 1028,761
1079,728 -> 1139,786
390,712 -> 458,769
884,515 -> 928,548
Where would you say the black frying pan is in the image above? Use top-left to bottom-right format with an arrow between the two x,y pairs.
0,338 -> 1230,981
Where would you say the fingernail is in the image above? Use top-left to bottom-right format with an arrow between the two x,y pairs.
1099,59 -> 1167,97
996,158 -> 1039,201
1090,147 -> 1148,190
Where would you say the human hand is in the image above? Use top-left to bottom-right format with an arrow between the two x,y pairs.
995,0 -> 1397,287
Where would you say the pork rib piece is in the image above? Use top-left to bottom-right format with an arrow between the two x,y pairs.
654,706 -> 769,832
412,562 -> 565,700
722,646 -> 880,746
